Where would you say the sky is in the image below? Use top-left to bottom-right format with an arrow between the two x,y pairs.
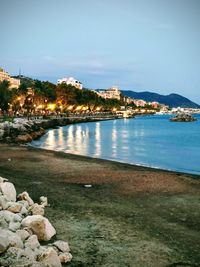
0,0 -> 200,103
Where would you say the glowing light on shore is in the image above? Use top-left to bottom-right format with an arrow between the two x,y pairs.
67,105 -> 73,110
76,106 -> 82,111
37,105 -> 44,109
112,108 -> 117,112
48,104 -> 56,110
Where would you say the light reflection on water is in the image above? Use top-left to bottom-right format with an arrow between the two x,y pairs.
31,115 -> 200,175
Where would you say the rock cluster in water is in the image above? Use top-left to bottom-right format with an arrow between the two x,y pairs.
0,176 -> 72,267
170,113 -> 197,122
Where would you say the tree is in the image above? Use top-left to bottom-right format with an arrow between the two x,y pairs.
0,81 -> 14,113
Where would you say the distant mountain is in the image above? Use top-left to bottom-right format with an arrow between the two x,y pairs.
122,91 -> 200,108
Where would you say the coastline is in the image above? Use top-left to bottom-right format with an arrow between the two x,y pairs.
29,144 -> 200,179
0,143 -> 200,266
0,114 -> 123,144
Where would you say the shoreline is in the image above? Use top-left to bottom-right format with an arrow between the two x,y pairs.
0,114 -> 123,144
28,144 -> 200,179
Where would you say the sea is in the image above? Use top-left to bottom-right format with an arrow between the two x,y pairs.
31,114 -> 200,175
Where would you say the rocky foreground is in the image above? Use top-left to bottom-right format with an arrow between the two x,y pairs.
0,176 -> 72,267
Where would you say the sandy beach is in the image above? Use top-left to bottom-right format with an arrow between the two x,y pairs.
0,143 -> 200,267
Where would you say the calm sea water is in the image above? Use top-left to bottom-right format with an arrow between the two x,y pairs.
31,115 -> 200,175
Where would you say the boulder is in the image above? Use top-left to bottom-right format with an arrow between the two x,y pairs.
7,202 -> 22,213
53,240 -> 70,253
0,177 -> 8,183
0,233 -> 9,253
25,235 -> 40,250
0,229 -> 23,249
15,133 -> 33,143
0,210 -> 22,223
0,181 -> 16,202
38,247 -> 62,267
0,215 -> 8,228
21,215 -> 56,241
20,205 -> 29,216
16,229 -> 30,241
0,195 -> 9,210
40,196 -> 48,207
59,252 -> 73,263
9,221 -> 21,232
18,191 -> 34,206
30,203 -> 45,216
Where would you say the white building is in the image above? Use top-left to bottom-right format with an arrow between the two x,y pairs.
57,77 -> 83,89
97,86 -> 121,100
0,68 -> 20,89
133,99 -> 147,107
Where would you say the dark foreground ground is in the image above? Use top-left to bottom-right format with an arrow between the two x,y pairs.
0,144 -> 200,267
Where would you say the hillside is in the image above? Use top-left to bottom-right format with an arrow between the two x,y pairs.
122,90 -> 200,108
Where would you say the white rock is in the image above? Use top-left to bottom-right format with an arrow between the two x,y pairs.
0,210 -> 22,223
21,215 -> 56,241
0,177 -> 8,183
9,221 -> 21,232
30,203 -> 44,216
18,200 -> 30,209
53,240 -> 70,253
19,246 -> 36,261
40,196 -> 48,207
0,214 -> 8,228
20,205 -> 28,216
16,229 -> 30,241
0,232 -> 9,253
7,202 -> 22,213
0,182 -> 16,202
25,235 -> 40,250
0,195 -> 9,210
18,191 -> 34,206
0,229 -> 23,249
59,252 -> 73,263
38,247 -> 62,267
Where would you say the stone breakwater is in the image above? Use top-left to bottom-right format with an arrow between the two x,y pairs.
0,115 -> 119,143
0,176 -> 72,267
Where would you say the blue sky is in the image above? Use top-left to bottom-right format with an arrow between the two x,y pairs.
0,0 -> 200,103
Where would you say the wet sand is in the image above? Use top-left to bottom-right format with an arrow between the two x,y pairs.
0,144 -> 200,266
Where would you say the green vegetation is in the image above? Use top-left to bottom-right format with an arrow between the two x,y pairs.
0,77 -> 122,114
0,80 -> 16,113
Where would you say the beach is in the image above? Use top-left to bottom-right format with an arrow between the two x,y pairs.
0,143 -> 199,266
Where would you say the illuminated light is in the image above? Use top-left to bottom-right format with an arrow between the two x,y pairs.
48,104 -> 56,110
67,105 -> 73,110
112,108 -> 117,112
76,106 -> 82,111
59,105 -> 63,109
96,107 -> 101,111
33,104 -> 36,107
82,106 -> 88,111
37,105 -> 44,109
17,97 -> 21,101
